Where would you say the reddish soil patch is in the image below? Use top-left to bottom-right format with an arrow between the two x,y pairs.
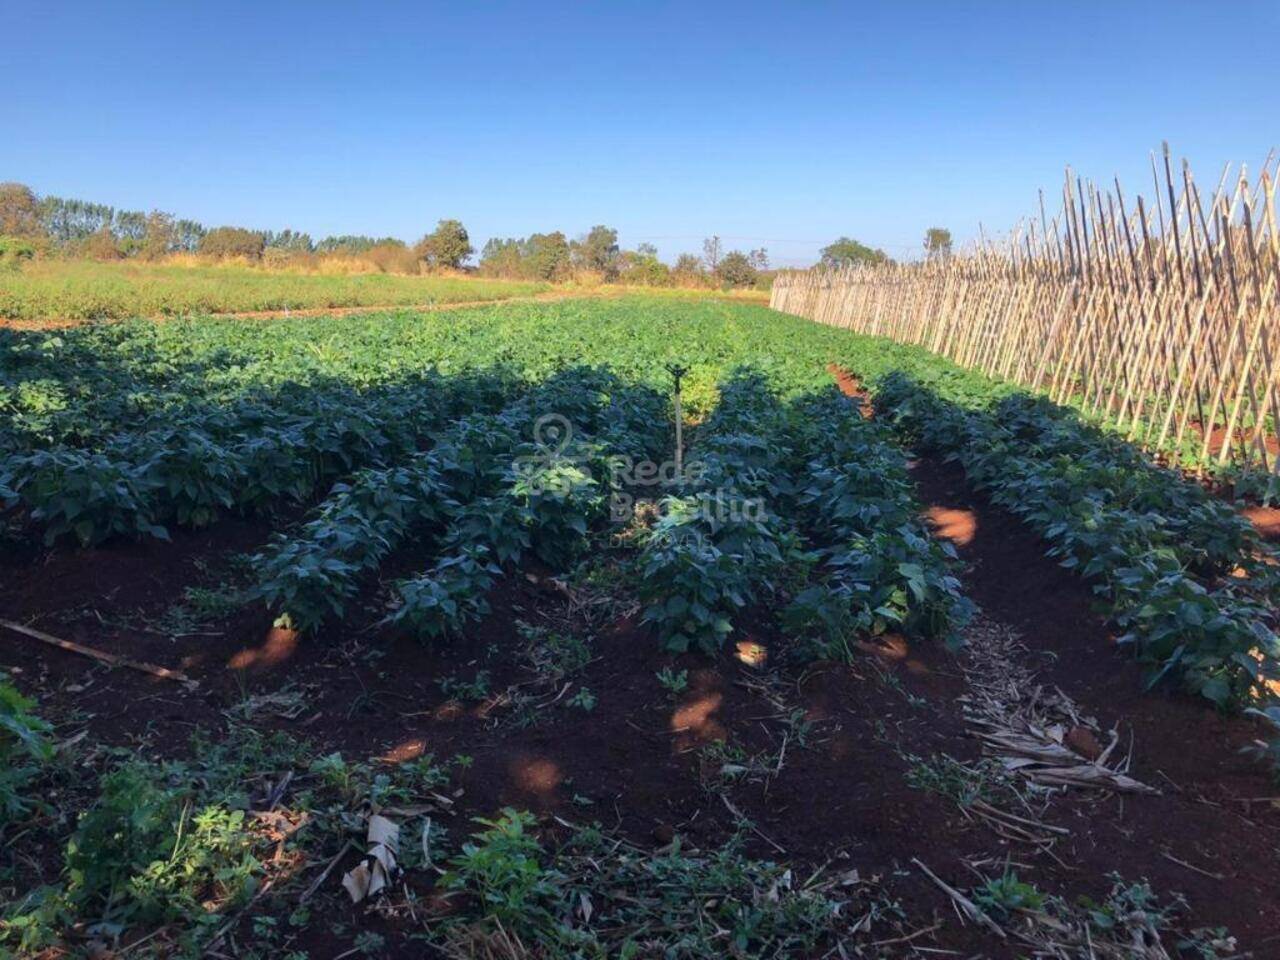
826,363 -> 873,415
1188,420 -> 1280,460
912,455 -> 1280,952
1243,504 -> 1280,542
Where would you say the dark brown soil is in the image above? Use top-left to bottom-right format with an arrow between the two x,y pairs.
0,521 -> 1007,956
3,414 -> 1278,954
911,455 -> 1280,954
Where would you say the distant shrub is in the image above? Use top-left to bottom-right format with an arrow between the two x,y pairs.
415,219 -> 473,269
0,236 -> 36,269
364,242 -> 419,274
260,247 -> 300,270
715,250 -> 757,288
671,253 -> 709,287
479,232 -> 571,280
199,226 -> 266,260
819,237 -> 890,268
618,251 -> 671,286
0,183 -> 41,237
79,228 -> 123,261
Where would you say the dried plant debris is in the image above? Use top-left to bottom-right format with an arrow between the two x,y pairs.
906,754 -> 1069,847
343,814 -> 402,903
959,612 -> 1157,796
423,811 -> 907,958
928,864 -> 1240,960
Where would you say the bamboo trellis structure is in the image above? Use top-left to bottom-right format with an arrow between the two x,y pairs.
771,145 -> 1280,473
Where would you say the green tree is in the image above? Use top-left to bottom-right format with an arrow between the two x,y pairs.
39,196 -> 114,246
415,219 -> 474,269
924,227 -> 953,260
618,248 -> 670,286
265,229 -> 314,253
715,250 -> 757,288
0,183 -> 42,238
174,219 -> 206,252
315,235 -> 401,254
479,237 -> 524,277
140,210 -> 178,260
672,253 -> 705,286
573,225 -> 619,278
522,231 -> 571,280
702,235 -> 722,272
113,210 -> 147,254
819,237 -> 889,268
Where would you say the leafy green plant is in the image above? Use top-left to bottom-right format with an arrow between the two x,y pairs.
971,868 -> 1047,919
5,449 -> 167,545
438,670 -> 493,702
567,687 -> 597,711
439,809 -> 562,940
876,372 -> 1280,710
655,666 -> 689,696
392,546 -> 501,640
639,522 -> 745,653
64,762 -> 261,924
0,673 -> 53,824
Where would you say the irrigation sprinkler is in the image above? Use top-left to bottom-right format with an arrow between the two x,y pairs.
666,363 -> 689,480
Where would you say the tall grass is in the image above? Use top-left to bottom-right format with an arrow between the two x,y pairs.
0,260 -> 550,322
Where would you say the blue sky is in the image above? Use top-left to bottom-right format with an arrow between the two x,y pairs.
7,2 -> 1278,266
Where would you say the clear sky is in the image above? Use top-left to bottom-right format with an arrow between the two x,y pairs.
7,1 -> 1278,266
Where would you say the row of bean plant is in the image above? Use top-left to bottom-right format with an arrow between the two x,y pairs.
876,373 -> 1279,708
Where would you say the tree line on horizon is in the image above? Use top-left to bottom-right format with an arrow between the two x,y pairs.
0,181 -> 951,287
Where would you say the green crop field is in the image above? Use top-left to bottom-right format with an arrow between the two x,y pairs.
2,296 -> 1278,957
0,259 -> 552,323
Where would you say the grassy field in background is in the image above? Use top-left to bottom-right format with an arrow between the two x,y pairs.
0,260 -> 552,323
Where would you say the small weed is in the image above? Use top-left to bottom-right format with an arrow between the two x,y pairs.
398,754 -> 450,791
567,687 -> 597,712
439,809 -> 562,940
518,621 -> 592,681
350,930 -> 386,956
972,868 -> 1046,920
431,813 -> 892,955
906,754 -> 1012,808
784,707 -> 814,746
698,739 -> 772,789
655,666 -> 689,696
439,670 -> 492,702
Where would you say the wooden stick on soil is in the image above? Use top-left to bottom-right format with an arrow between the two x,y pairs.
0,618 -> 194,685
911,857 -> 1007,938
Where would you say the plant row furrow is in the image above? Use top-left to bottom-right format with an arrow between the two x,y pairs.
876,372 -> 1280,708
